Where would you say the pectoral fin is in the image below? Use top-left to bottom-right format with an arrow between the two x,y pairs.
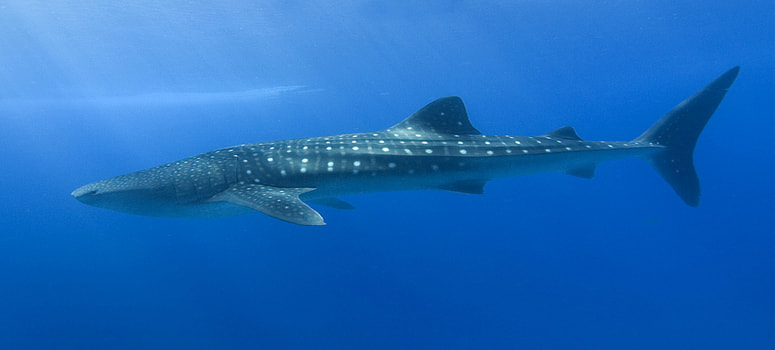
211,184 -> 325,225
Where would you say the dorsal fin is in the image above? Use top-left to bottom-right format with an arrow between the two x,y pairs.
542,126 -> 582,140
389,96 -> 481,135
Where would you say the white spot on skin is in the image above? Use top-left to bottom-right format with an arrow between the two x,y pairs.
515,141 -> 521,144
352,146 -> 359,151
246,170 -> 252,175
459,149 -> 467,155
486,150 -> 494,155
608,145 -> 614,148
379,140 -> 385,144
565,147 -> 572,151
545,149 -> 551,152
267,157 -> 274,162
300,168 -> 307,173
353,161 -> 361,167
327,161 -> 334,167
425,149 -> 433,154
404,149 -> 413,154
301,158 -> 308,163
457,141 -> 464,145
382,147 -> 390,152
326,146 -> 332,150
280,170 -> 287,176
523,150 -> 529,154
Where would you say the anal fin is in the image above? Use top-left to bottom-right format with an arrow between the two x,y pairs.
210,184 -> 325,225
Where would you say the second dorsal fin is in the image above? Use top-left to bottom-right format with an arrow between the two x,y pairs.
542,126 -> 583,140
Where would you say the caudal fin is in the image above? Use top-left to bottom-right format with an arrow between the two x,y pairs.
635,66 -> 740,207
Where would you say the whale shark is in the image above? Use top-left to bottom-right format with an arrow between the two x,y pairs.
72,67 -> 739,225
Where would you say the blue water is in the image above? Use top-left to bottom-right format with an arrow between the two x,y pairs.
1,1 -> 773,349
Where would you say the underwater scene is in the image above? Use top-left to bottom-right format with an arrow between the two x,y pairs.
0,1 -> 773,349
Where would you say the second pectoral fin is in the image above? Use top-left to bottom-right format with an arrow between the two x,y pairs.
438,179 -> 489,194
309,197 -> 355,210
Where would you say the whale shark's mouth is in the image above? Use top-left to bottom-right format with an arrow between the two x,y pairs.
71,185 -> 99,200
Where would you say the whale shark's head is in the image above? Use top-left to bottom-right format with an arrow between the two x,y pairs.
72,163 -> 254,219
71,170 -> 176,217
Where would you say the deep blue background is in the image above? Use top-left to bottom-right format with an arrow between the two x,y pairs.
1,1 -> 772,349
